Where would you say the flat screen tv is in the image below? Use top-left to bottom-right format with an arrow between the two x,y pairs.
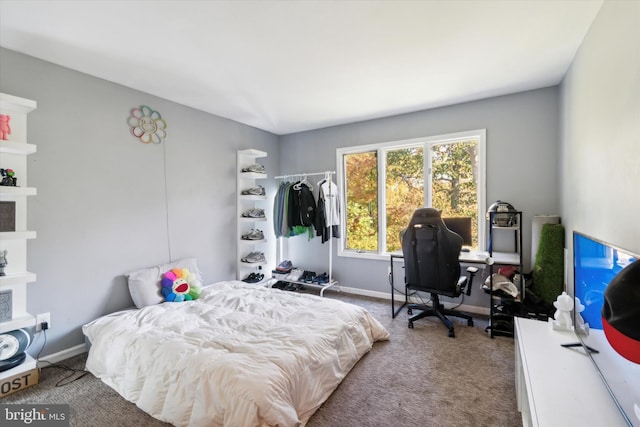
573,231 -> 640,426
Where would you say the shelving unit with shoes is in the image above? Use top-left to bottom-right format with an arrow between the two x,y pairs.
236,149 -> 269,285
271,260 -> 338,297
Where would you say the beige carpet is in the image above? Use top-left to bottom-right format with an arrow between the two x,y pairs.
2,291 -> 521,426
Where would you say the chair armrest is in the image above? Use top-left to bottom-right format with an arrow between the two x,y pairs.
465,266 -> 479,295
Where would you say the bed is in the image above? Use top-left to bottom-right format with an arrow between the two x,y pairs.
83,265 -> 389,427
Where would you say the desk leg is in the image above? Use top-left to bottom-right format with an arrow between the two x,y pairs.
390,255 -> 407,318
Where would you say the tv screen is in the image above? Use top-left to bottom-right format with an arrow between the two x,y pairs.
573,231 -> 640,426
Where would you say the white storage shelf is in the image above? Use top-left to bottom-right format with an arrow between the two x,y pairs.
0,93 -> 37,338
236,149 -> 269,284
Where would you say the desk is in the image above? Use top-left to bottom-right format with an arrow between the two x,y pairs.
389,250 -> 494,318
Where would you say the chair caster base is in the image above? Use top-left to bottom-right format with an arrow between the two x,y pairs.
448,330 -> 455,338
468,319 -> 474,326
407,308 -> 413,315
408,321 -> 414,329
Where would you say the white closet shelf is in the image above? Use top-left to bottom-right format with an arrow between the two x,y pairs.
240,195 -> 267,201
0,314 -> 36,334
240,238 -> 267,244
0,231 -> 37,240
238,148 -> 267,158
0,93 -> 37,113
240,216 -> 267,222
0,186 -> 37,197
0,140 -> 37,155
240,172 -> 268,179
0,272 -> 37,285
240,261 -> 267,267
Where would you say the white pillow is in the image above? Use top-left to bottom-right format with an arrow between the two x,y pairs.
127,258 -> 204,308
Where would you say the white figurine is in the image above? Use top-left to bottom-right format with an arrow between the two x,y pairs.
574,296 -> 590,336
550,291 -> 574,331
0,249 -> 6,276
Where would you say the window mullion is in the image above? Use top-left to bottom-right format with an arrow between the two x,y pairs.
424,142 -> 433,207
378,148 -> 387,255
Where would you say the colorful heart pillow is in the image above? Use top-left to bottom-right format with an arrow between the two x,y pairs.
161,268 -> 201,302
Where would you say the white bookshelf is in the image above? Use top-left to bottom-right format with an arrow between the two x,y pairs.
0,93 -> 38,335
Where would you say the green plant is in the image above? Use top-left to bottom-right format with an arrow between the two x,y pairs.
531,224 -> 565,304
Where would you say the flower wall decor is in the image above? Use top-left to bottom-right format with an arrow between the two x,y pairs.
128,105 -> 167,144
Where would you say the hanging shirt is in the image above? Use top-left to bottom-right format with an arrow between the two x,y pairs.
319,179 -> 340,227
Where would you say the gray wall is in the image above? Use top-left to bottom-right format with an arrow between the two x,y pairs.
279,87 -> 560,308
11,3 -> 632,353
560,0 -> 640,288
0,48 -> 279,356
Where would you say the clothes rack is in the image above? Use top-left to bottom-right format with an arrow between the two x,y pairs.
274,170 -> 339,296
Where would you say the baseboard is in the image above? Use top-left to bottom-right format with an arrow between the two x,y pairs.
37,343 -> 86,365
329,284 -> 490,316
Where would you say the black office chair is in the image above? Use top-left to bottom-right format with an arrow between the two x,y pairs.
401,208 -> 478,337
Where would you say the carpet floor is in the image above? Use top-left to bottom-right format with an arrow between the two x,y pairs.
2,290 -> 521,426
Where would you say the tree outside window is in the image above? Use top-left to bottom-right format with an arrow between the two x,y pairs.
338,130 -> 485,258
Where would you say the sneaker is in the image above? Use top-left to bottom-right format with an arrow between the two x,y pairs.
302,271 -> 316,283
241,252 -> 265,263
242,273 -> 258,283
241,229 -> 264,240
241,208 -> 265,218
241,163 -> 266,173
276,260 -> 293,272
286,268 -> 304,282
241,185 -> 265,196
313,273 -> 329,284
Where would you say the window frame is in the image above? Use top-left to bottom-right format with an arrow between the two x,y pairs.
336,129 -> 486,260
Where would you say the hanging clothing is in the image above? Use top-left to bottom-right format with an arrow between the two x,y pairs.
273,180 -> 316,239
315,178 -> 340,244
320,179 -> 340,227
273,181 -> 290,238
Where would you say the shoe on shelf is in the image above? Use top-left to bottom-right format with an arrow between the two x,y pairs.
276,260 -> 293,272
241,208 -> 265,218
241,185 -> 265,196
244,273 -> 264,283
272,281 -> 287,290
314,273 -> 329,284
303,271 -> 316,283
286,268 -> 304,281
241,251 -> 266,263
241,229 -> 264,240
241,163 -> 266,174
242,273 -> 258,283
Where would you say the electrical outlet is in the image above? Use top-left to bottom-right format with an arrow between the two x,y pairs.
35,312 -> 51,332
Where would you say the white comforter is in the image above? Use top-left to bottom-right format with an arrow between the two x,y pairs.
83,281 -> 389,427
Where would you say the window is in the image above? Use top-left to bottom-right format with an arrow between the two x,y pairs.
337,129 -> 486,259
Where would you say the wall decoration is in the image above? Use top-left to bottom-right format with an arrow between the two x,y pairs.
128,105 -> 167,144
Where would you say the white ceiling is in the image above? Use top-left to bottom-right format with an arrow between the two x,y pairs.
0,0 -> 603,135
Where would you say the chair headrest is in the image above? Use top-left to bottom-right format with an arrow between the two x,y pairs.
408,208 -> 444,227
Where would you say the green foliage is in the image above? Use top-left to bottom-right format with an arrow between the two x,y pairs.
531,224 -> 565,304
345,141 -> 479,253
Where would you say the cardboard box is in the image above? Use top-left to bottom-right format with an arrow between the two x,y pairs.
0,367 -> 39,398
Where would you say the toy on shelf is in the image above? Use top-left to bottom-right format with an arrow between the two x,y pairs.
0,169 -> 17,186
0,114 -> 10,140
549,291 -> 573,331
574,296 -> 590,336
0,249 -> 7,276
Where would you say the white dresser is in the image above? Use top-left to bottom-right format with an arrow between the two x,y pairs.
514,317 -> 629,427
